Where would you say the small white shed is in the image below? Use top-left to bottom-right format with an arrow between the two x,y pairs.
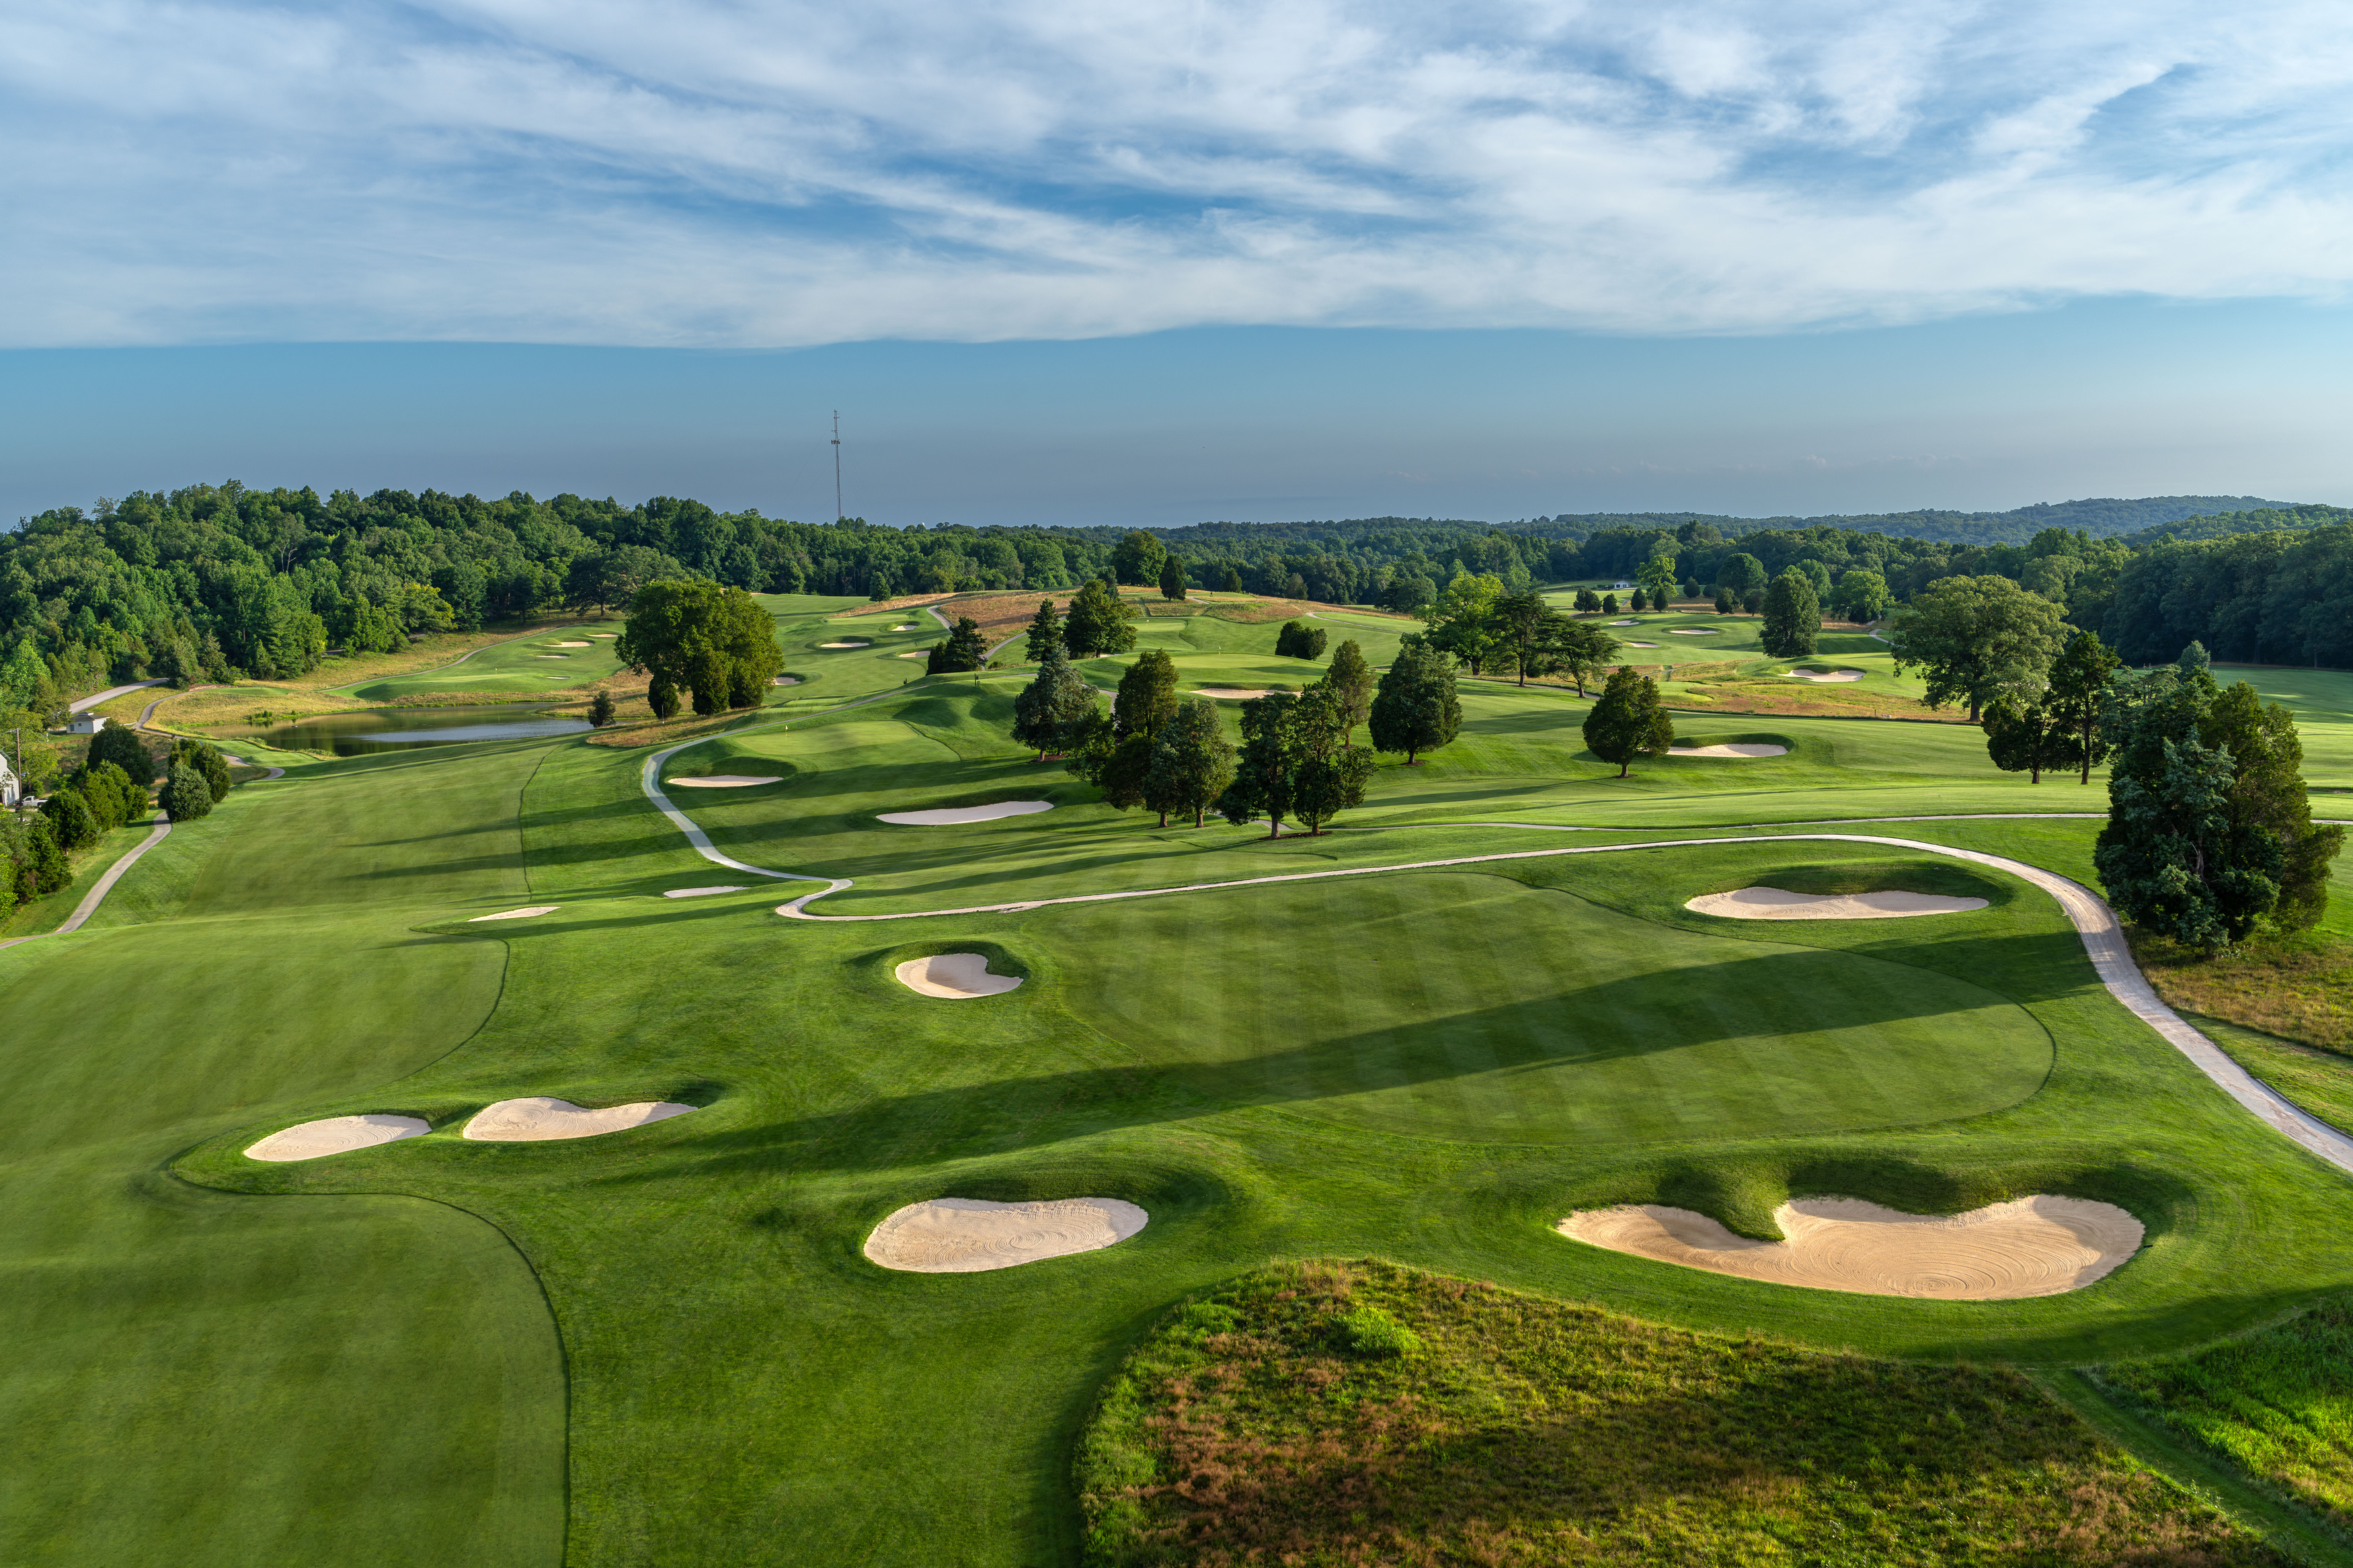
68,713 -> 108,735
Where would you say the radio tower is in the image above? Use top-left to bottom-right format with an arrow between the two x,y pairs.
831,411 -> 843,522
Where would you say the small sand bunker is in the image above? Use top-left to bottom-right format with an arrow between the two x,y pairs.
1669,627 -> 1722,634
591,632 -> 617,638
247,1114 -> 430,1162
666,774 -> 783,787
896,651 -> 928,659
1609,618 -> 1641,624
891,623 -> 918,630
553,640 -> 592,647
896,953 -> 1023,998
1781,667 -> 1866,683
773,675 -> 801,686
463,1097 -> 698,1141
1195,688 -> 1271,699
471,905 -> 558,920
1688,886 -> 1989,919
1669,743 -> 1788,758
865,1197 -> 1148,1273
1558,1196 -> 2142,1299
1624,641 -> 1659,648
877,800 -> 1053,825
818,640 -> 872,649
664,884 -> 748,898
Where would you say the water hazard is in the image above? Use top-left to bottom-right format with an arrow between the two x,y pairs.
252,704 -> 591,755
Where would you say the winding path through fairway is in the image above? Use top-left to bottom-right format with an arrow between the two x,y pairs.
0,815 -> 172,952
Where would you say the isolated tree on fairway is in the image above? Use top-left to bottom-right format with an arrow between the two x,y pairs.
1651,586 -> 1673,612
1274,620 -> 1328,660
1011,642 -> 1096,761
1158,559 -> 1188,601
1367,637 -> 1460,764
2045,631 -> 2122,784
1321,641 -> 1373,745
1714,587 -> 1736,615
1886,575 -> 2066,723
1492,591 -> 1570,687
1024,600 -> 1063,663
1143,698 -> 1235,827
87,724 -> 155,785
171,737 -> 231,802
1582,667 -> 1675,778
1681,579 -> 1700,601
159,758 -> 213,822
1983,693 -> 2079,785
941,616 -> 988,673
1543,621 -> 1621,697
616,579 -> 783,714
1760,569 -> 1822,658
1286,684 -> 1378,835
1112,530 -> 1167,586
1601,592 -> 1619,615
1064,579 -> 1139,656
588,690 -> 616,728
1423,573 -> 1505,675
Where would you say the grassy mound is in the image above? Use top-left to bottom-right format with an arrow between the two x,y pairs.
1079,1259 -> 2280,1567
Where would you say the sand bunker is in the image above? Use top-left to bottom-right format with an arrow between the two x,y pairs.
1688,886 -> 1989,919
1781,667 -> 1866,682
1195,688 -> 1271,699
1669,743 -> 1788,758
247,1114 -> 430,1161
664,884 -> 748,898
666,774 -> 783,787
1624,641 -> 1659,648
553,640 -> 591,647
877,800 -> 1053,825
896,953 -> 1024,998
1669,627 -> 1722,634
818,640 -> 872,649
471,905 -> 558,920
865,1197 -> 1148,1272
773,675 -> 800,686
896,651 -> 928,659
1558,1196 -> 2141,1299
891,623 -> 917,630
1609,618 -> 1641,624
463,1096 -> 698,1141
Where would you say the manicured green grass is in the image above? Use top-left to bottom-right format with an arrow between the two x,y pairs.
2193,1014 -> 2353,1132
1078,1258 -> 2282,1566
344,623 -> 628,699
0,815 -> 157,939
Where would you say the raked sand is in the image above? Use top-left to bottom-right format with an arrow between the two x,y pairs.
463,1097 -> 698,1141
553,640 -> 591,647
878,800 -> 1053,825
1558,1196 -> 2142,1299
247,1114 -> 429,1161
896,953 -> 1023,997
865,1197 -> 1148,1272
1689,886 -> 1989,919
1669,743 -> 1788,757
471,905 -> 558,920
1669,627 -> 1722,634
665,885 -> 749,898
666,774 -> 783,787
1194,688 -> 1271,699
1781,667 -> 1866,682
817,640 -> 872,649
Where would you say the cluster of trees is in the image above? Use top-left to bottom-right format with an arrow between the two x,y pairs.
1417,578 -> 1622,692
3,728 -> 233,908
1273,621 -> 1327,659
612,580 -> 783,718
2096,645 -> 2342,951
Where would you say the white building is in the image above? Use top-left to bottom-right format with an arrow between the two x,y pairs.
1,753 -> 19,809
67,713 -> 107,735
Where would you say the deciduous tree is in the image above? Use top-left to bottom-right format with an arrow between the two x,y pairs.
1112,649 -> 1181,743
1274,620 -> 1328,660
616,579 -> 783,714
1886,575 -> 2066,723
1367,637 -> 1460,764
1423,573 -> 1505,675
1144,698 -> 1236,827
1111,530 -> 1167,587
1064,579 -> 1139,657
1983,693 -> 2078,784
1581,666 -> 1674,778
159,758 -> 213,822
1321,641 -> 1373,745
1760,569 -> 1822,658
2046,631 -> 2122,784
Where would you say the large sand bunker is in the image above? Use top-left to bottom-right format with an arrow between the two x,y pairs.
818,640 -> 872,649
471,905 -> 558,920
1689,886 -> 1989,919
1558,1196 -> 2142,1299
247,1114 -> 430,1161
1781,667 -> 1865,682
463,1097 -> 698,1141
1195,688 -> 1271,699
865,1197 -> 1148,1272
896,952 -> 1024,997
877,800 -> 1053,825
1669,743 -> 1788,758
666,774 -> 783,787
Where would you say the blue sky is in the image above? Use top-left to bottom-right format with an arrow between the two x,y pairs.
7,0 -> 2353,526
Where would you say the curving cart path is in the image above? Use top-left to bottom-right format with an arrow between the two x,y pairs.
0,815 -> 173,952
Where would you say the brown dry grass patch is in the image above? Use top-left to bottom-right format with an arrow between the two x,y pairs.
2133,930 -> 2353,1053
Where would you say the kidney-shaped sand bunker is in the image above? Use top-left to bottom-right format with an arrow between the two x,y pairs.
1558,1196 -> 2141,1299
896,953 -> 1023,997
464,1097 -> 698,1141
246,1114 -> 430,1161
877,800 -> 1053,825
865,1197 -> 1148,1272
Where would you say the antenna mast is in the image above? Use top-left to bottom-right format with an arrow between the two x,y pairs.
831,411 -> 843,522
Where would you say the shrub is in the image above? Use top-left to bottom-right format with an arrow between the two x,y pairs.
1333,1305 -> 1421,1358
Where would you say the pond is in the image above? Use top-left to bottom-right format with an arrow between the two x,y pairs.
249,704 -> 592,755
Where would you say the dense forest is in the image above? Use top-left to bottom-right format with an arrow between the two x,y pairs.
4,483 -> 2349,715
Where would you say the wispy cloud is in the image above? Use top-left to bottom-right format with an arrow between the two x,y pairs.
5,0 -> 2352,345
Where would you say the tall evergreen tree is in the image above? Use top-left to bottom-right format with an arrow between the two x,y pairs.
1581,666 -> 1674,778
1759,568 -> 1822,658
1492,590 -> 1570,686
87,723 -> 155,784
2200,680 -> 2344,934
1011,642 -> 1099,761
588,689 -> 616,727
1143,698 -> 1236,827
1542,621 -> 1621,696
1321,641 -> 1373,746
1367,637 -> 1461,764
939,616 -> 988,673
1158,559 -> 1188,600
2046,630 -> 2122,784
1064,579 -> 1139,656
169,737 -> 231,802
1024,600 -> 1063,663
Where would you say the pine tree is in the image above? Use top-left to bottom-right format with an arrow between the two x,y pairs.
1011,643 -> 1098,761
1367,638 -> 1461,764
2046,631 -> 2122,784
1274,620 -> 1328,660
1111,649 -> 1181,743
2200,680 -> 2344,934
1581,666 -> 1674,778
1321,641 -> 1373,745
1024,600 -> 1063,663
1573,588 -> 1601,613
648,677 -> 681,719
1159,559 -> 1188,600
588,689 -> 616,727
1144,698 -> 1236,827
939,616 -> 988,673
1760,569 -> 1821,658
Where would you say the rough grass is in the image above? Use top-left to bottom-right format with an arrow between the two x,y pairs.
2134,932 -> 2353,1053
2096,1297 -> 2353,1538
1078,1258 -> 2280,1567
2191,1013 -> 2353,1134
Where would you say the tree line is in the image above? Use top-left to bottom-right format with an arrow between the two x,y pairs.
2,728 -> 232,910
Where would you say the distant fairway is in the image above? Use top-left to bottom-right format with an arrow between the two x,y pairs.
342,625 -> 627,699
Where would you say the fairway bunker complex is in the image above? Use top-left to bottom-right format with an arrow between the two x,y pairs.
665,774 -> 783,787
1558,1196 -> 2143,1299
877,800 -> 1053,825
463,1097 -> 698,1141
864,1198 -> 1148,1272
245,1114 -> 430,1161
895,953 -> 1023,997
1689,886 -> 1989,919
1669,743 -> 1788,757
